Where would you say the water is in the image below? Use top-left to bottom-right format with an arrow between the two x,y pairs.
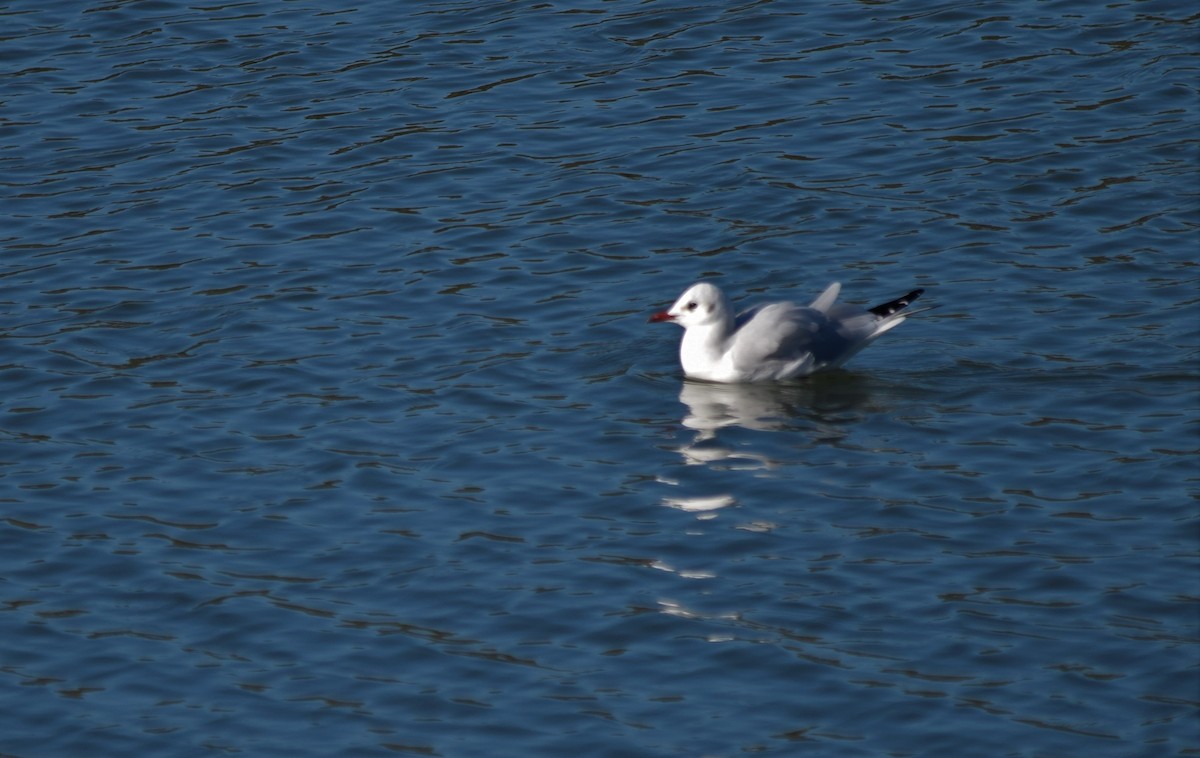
1,0 -> 1197,755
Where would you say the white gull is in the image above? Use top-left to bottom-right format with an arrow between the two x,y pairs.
650,281 -> 927,383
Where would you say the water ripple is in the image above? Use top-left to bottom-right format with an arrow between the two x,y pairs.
1,0 -> 1197,755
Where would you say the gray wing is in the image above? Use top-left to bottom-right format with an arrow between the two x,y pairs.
730,303 -> 825,374
731,301 -> 880,375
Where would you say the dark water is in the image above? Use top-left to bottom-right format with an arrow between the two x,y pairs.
2,0 -> 1197,755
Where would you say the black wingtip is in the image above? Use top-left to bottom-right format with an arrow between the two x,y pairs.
869,288 -> 924,317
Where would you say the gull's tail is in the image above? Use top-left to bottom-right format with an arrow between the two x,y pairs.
861,287 -> 935,343
869,289 -> 925,318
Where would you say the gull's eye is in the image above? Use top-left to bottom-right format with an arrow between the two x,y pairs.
686,301 -> 698,311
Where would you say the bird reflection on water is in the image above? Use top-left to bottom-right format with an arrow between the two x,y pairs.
657,372 -> 879,515
658,373 -> 880,529
676,373 -> 873,447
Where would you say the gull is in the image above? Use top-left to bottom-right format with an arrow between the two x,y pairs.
649,281 -> 927,383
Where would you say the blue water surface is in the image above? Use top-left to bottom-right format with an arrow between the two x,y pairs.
1,0 -> 1197,756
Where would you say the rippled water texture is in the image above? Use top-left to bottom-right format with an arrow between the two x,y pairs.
2,0 -> 1197,756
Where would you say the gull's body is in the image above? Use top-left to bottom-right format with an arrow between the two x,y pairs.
650,281 -> 926,383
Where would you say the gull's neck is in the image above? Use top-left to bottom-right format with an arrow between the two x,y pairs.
679,314 -> 735,379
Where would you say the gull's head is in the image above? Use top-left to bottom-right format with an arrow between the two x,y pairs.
649,282 -> 730,328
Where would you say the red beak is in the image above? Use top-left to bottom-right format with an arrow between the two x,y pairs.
648,311 -> 675,323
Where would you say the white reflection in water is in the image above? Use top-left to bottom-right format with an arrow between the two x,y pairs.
673,380 -> 787,469
650,562 -> 717,580
671,377 -> 869,465
662,494 -> 736,513
679,380 -> 796,437
660,375 -> 878,516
